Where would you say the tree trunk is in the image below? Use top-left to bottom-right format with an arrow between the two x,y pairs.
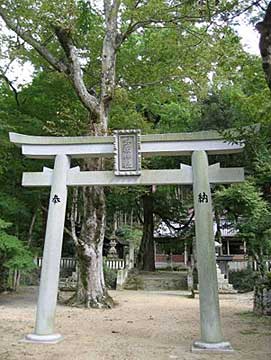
137,190 -> 155,272
74,158 -> 112,307
28,209 -> 38,246
214,209 -> 223,255
0,260 -> 8,292
256,2 -> 271,90
12,269 -> 20,291
69,108 -> 115,308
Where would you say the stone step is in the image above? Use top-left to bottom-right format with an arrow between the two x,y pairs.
124,271 -> 188,291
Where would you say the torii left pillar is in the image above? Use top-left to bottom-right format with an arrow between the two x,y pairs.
23,154 -> 70,344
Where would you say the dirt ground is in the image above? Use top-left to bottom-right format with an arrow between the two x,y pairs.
0,287 -> 270,360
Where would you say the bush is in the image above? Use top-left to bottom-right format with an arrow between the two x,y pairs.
229,268 -> 256,292
0,219 -> 36,291
267,272 -> 271,290
20,268 -> 40,286
254,273 -> 271,315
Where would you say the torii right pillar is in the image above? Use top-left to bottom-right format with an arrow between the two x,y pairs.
191,150 -> 233,352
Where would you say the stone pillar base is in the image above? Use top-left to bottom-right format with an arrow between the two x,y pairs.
191,340 -> 234,353
20,333 -> 63,344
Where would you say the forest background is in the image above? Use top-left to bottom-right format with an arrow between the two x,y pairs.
0,0 -> 271,310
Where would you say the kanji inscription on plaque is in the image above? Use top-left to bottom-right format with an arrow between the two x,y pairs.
114,130 -> 141,176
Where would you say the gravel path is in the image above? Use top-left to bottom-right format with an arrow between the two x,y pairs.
0,287 -> 270,360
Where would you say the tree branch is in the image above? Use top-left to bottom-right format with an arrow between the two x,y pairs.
119,15 -> 204,45
119,1 -> 263,45
225,0 -> 263,22
154,211 -> 194,233
54,26 -> 100,115
122,75 -> 184,89
0,7 -> 68,74
0,73 -> 20,107
0,7 -> 101,116
99,0 -> 121,130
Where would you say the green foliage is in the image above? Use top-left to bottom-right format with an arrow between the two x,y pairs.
266,272 -> 271,290
214,182 -> 268,221
0,219 -> 35,271
229,268 -> 256,293
0,218 -> 35,291
19,72 -> 89,136
255,272 -> 271,291
253,146 -> 271,203
116,225 -> 142,251
106,185 -> 141,226
214,182 -> 271,277
0,0 -> 270,290
0,80 -> 50,250
0,70 -> 93,257
109,88 -> 152,132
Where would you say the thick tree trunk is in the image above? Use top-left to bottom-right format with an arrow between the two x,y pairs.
137,191 -> 155,272
74,1 -> 119,301
72,110 -> 114,307
75,158 -> 113,308
256,2 -> 271,90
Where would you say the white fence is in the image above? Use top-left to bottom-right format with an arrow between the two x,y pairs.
228,261 -> 249,272
34,257 -> 77,269
228,260 -> 271,272
35,257 -> 271,273
105,259 -> 126,270
252,260 -> 271,272
34,257 -> 126,271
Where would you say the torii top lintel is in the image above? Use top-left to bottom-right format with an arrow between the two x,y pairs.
9,130 -> 244,159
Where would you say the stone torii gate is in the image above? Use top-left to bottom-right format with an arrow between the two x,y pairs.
10,130 -> 244,352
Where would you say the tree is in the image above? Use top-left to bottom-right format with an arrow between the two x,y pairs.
214,182 -> 271,258
0,1 -> 121,307
0,72 -> 86,255
255,1 -> 271,203
214,181 -> 271,314
256,1 -> 271,90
